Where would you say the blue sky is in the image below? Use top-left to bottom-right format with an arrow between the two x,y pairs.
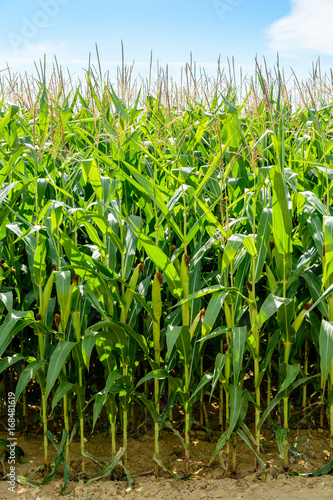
1,0 -> 333,81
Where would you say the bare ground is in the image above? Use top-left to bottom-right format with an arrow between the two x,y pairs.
1,425 -> 333,499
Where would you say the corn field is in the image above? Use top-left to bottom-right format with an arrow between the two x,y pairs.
1,58 -> 333,491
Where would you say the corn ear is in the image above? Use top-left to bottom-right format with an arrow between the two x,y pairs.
71,311 -> 81,342
265,263 -> 278,293
224,301 -> 233,329
152,272 -> 162,324
63,280 -> 76,331
40,264 -> 56,320
189,309 -> 205,341
293,300 -> 313,334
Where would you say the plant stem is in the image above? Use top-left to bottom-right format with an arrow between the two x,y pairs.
123,398 -> 128,467
267,331 -> 272,407
38,323 -> 48,472
200,355 -> 204,427
330,357 -> 333,457
152,272 -> 162,476
302,338 -> 309,408
184,407 -> 190,475
320,375 -> 324,428
283,341 -> 292,471
249,255 -> 261,469
107,396 -> 117,457
63,391 -> 70,464
225,331 -> 231,473
78,367 -> 85,472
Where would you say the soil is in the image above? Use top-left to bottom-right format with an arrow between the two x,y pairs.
1,424 -> 333,500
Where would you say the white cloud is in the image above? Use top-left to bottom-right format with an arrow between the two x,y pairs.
267,0 -> 333,56
0,42 -> 69,70
0,45 -> 256,83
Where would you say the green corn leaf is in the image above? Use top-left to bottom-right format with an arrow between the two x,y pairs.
222,95 -> 238,114
51,382 -> 74,411
221,234 -> 246,275
134,393 -> 161,424
188,373 -> 213,403
254,294 -> 293,330
123,216 -> 141,279
212,384 -> 242,459
257,330 -> 280,388
33,234 -> 47,288
288,373 -> 319,394
265,263 -> 278,293
165,326 -> 182,362
0,310 -> 35,357
232,326 -> 246,385
319,319 -> 333,386
86,213 -> 125,253
86,447 -> 127,485
276,427 -> 288,458
176,285 -> 230,304
0,181 -> 34,238
91,393 -> 105,429
175,326 -> 192,370
0,291 -> 13,312
108,85 -> 127,118
243,235 -> 257,258
175,285 -> 251,307
45,341 -> 77,399
0,354 -> 25,375
54,270 -> 71,321
277,363 -> 300,395
307,215 -> 323,257
301,191 -> 327,217
197,327 -> 229,345
210,353 -> 228,401
73,383 -> 85,417
81,158 -> 103,202
82,285 -> 109,320
257,392 -> 284,428
15,360 -> 47,404
277,299 -> 295,344
0,103 -> 19,133
237,427 -> 265,469
82,330 -> 99,370
129,227 -> 181,298
120,322 -> 157,369
192,196 -> 227,239
202,290 -> 228,337
229,384 -> 243,430
124,160 -> 184,242
92,371 -> 121,428
289,459 -> 333,477
84,320 -> 129,366
164,420 -> 189,450
83,321 -> 134,370
0,145 -> 25,190
285,247 -> 317,291
270,163 -> 292,282
305,282 -> 333,315
20,430 -> 70,493
323,216 -> 333,289
135,369 -> 169,389
254,208 -> 272,282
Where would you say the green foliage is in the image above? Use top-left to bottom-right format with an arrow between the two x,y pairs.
1,67 -> 333,483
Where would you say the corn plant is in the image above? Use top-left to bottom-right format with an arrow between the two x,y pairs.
2,60 -> 333,488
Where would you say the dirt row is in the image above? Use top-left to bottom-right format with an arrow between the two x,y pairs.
1,427 -> 333,499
